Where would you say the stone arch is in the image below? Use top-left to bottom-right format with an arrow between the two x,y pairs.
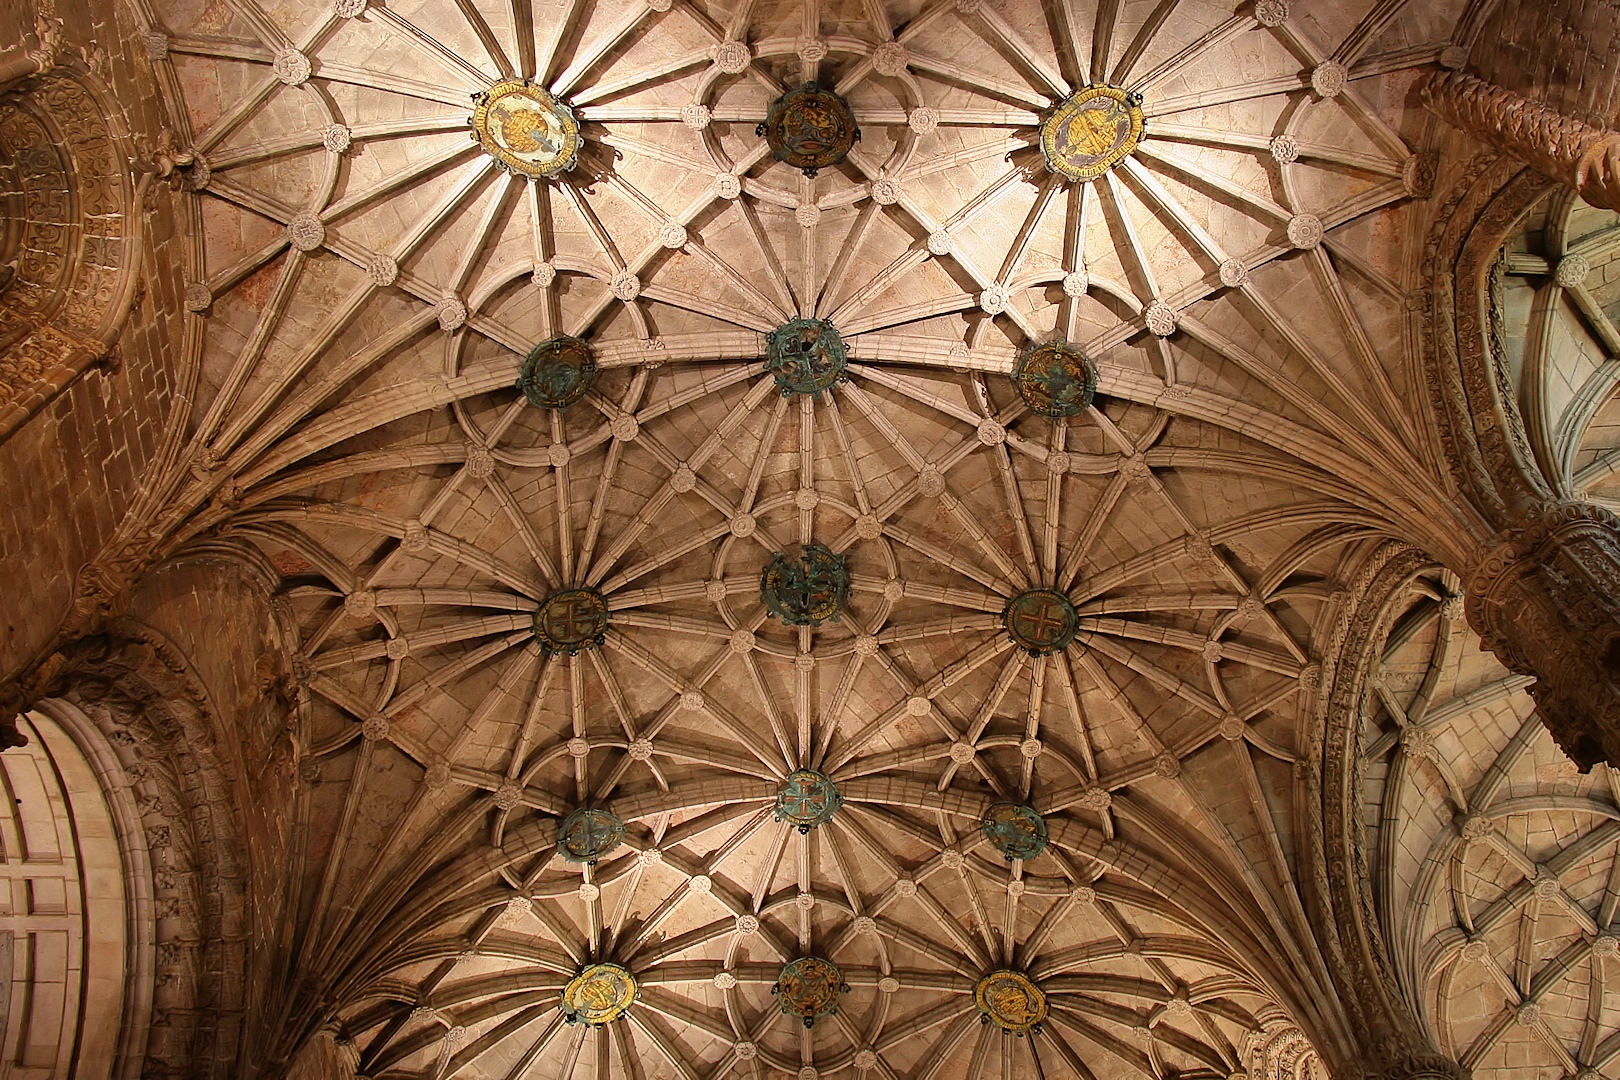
1309,540 -> 1469,1080
0,61 -> 144,441
15,621 -> 254,1079
1,702 -> 145,1079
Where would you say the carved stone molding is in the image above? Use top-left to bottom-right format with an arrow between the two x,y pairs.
1419,70 -> 1620,212
31,620 -> 253,1079
1308,541 -> 1468,1080
0,65 -> 144,442
1417,155 -> 1620,768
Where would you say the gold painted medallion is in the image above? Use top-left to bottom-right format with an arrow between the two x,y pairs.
1040,85 -> 1144,182
471,80 -> 582,179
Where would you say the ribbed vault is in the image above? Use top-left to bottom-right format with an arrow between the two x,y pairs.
94,0 -> 1598,1075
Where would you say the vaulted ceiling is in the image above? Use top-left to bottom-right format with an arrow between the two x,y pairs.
105,0 -> 1620,1076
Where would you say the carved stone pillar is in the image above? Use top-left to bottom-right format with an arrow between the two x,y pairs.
1419,0 -> 1620,211
1415,152 -> 1620,769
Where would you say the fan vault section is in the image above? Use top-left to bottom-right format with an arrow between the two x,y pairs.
18,0 -> 1591,1075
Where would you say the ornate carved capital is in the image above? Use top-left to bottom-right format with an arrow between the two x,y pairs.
1420,70 -> 1620,211
1466,501 -> 1620,768
1417,154 -> 1620,769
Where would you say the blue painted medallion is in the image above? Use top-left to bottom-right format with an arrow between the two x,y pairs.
1014,339 -> 1097,417
758,83 -> 859,178
761,543 -> 851,627
775,769 -> 843,833
982,802 -> 1048,861
765,318 -> 848,397
519,334 -> 597,410
773,956 -> 848,1027
557,807 -> 625,865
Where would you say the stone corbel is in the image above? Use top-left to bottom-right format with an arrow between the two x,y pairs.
1466,502 -> 1620,767
0,15 -> 63,92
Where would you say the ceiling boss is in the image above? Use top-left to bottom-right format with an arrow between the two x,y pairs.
470,79 -> 582,179
1041,84 -> 1145,182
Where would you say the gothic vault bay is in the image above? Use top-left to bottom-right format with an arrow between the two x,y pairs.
5,0 -> 1620,1077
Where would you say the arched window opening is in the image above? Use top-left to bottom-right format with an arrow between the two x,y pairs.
1,706 -> 147,1080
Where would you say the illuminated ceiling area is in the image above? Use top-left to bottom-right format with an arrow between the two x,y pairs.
65,0 -> 1620,1075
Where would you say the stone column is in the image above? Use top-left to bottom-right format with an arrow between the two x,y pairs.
1412,109 -> 1620,767
1420,0 -> 1620,211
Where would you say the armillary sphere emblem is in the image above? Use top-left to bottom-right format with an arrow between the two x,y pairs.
532,587 -> 610,655
1040,84 -> 1145,182
774,768 -> 843,833
518,334 -> 598,410
761,542 -> 851,627
765,318 -> 849,397
1002,588 -> 1080,656
981,802 -> 1048,861
975,969 -> 1048,1035
773,956 -> 849,1027
556,806 -> 626,865
561,962 -> 638,1025
1013,339 -> 1097,417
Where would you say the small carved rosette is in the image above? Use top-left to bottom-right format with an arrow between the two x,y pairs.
1041,85 -> 1145,182
519,335 -> 598,410
975,969 -> 1047,1035
765,318 -> 849,397
1014,339 -> 1097,417
772,955 -> 849,1027
981,802 -> 1048,861
759,83 -> 860,178
774,768 -> 843,833
561,962 -> 637,1025
761,543 -> 851,627
1002,589 -> 1080,656
556,806 -> 626,864
470,80 -> 582,179
532,587 -> 610,655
